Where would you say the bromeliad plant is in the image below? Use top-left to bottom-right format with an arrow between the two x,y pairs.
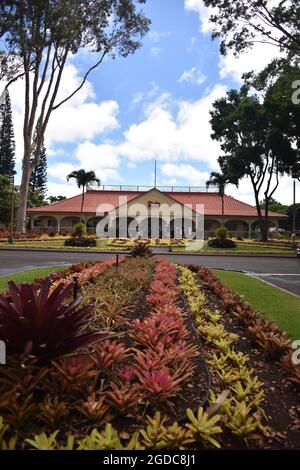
130,259 -> 197,401
178,265 -> 267,440
129,241 -> 153,258
0,279 -> 106,360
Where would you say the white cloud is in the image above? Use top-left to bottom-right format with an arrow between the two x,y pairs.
47,100 -> 119,144
148,31 -> 172,43
150,46 -> 162,58
116,84 -> 227,167
2,63 -> 120,161
184,0 -> 216,34
178,67 -> 207,85
47,181 -> 80,198
161,163 -> 210,186
47,141 -> 122,185
184,0 -> 282,84
48,163 -> 78,181
75,141 -> 120,171
219,43 -> 281,83
226,175 -> 300,207
187,36 -> 198,53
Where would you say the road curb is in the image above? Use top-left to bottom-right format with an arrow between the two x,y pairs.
0,246 -> 296,258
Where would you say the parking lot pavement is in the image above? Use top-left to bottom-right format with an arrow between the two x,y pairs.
252,273 -> 300,297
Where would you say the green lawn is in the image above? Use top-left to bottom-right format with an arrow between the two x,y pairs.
0,265 -> 67,292
0,239 -> 124,251
0,239 -> 293,254
177,241 -> 293,255
212,269 -> 300,340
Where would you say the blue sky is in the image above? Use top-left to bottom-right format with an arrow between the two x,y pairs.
9,0 -> 299,205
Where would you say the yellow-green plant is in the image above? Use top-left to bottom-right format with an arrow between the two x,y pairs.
186,407 -> 222,448
77,424 -> 122,450
25,431 -> 60,450
225,401 -> 262,437
178,265 -> 267,443
212,337 -> 234,353
207,352 -> 229,370
226,350 -> 249,367
0,416 -> 17,450
76,424 -> 143,450
140,412 -> 193,450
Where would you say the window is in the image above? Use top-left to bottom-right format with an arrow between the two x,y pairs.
47,219 -> 56,228
226,223 -> 237,232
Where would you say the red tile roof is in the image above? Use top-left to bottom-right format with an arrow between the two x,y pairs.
27,189 -> 285,218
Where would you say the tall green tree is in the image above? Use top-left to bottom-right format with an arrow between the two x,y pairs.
47,195 -> 66,204
0,174 -> 18,228
29,135 -> 47,198
202,0 -> 300,61
259,198 -> 288,215
0,0 -> 150,232
66,169 -> 100,223
0,89 -> 15,179
206,172 -> 232,226
210,88 -> 298,241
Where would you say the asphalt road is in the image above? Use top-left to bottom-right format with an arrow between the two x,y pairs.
0,249 -> 299,296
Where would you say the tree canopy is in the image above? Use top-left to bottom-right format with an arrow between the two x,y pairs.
203,0 -> 300,60
0,0 -> 150,232
210,87 -> 298,240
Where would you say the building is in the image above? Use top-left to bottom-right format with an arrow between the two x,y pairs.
27,185 -> 285,238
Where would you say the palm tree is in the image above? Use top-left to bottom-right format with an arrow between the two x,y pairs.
206,172 -> 228,227
67,169 -> 100,224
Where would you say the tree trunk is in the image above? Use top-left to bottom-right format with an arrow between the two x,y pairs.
263,198 -> 269,242
221,194 -> 225,227
80,186 -> 85,225
16,149 -> 32,233
253,188 -> 267,241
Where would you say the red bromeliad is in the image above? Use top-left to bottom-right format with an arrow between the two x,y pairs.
130,258 -> 197,400
0,279 -> 106,360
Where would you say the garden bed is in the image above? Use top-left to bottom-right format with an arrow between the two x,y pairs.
185,265 -> 300,449
0,257 -> 299,450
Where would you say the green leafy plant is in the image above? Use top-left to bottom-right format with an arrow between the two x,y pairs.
140,412 -> 193,450
77,424 -> 122,450
225,401 -> 261,437
230,381 -> 264,408
26,430 -> 60,450
0,416 -> 17,450
186,407 -> 222,448
74,223 -> 86,237
208,227 -> 237,248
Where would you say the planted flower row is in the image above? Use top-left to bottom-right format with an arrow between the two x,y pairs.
178,266 -> 266,443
